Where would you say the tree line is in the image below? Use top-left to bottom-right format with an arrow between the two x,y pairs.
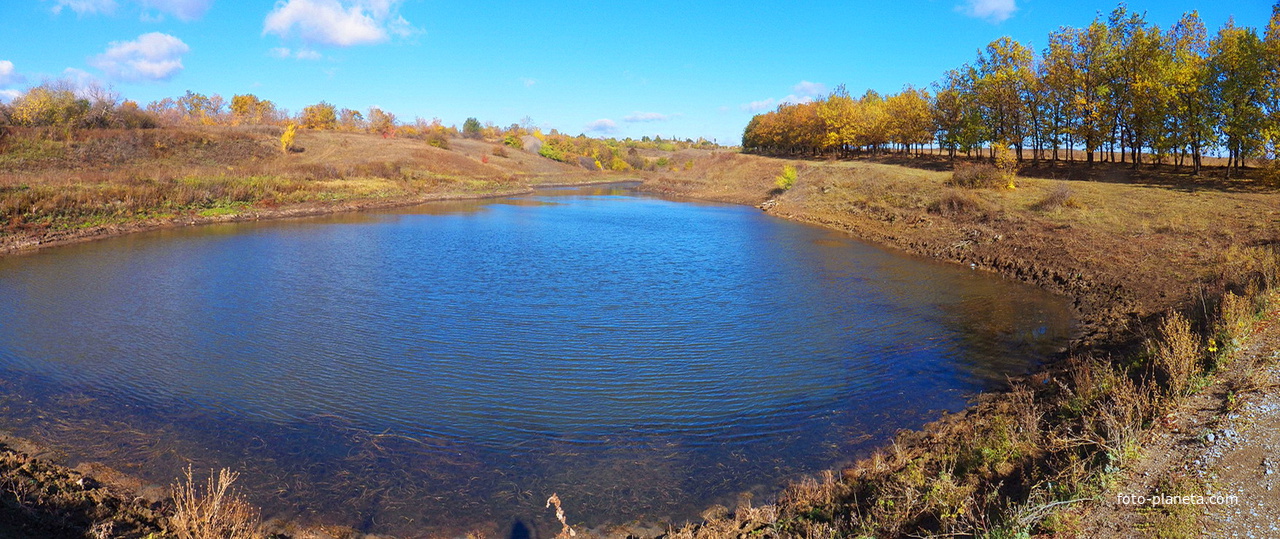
743,3 -> 1280,177
0,82 -> 720,173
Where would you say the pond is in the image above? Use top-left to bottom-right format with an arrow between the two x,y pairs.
0,183 -> 1072,536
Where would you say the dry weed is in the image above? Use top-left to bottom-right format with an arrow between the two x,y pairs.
1150,312 -> 1201,396
169,466 -> 262,539
1031,182 -> 1082,211
929,189 -> 993,217
545,493 -> 575,539
948,162 -> 1002,189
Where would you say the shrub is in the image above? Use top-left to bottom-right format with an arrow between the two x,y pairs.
609,157 -> 631,171
1150,312 -> 1201,396
492,145 -> 508,158
1031,182 -> 1081,211
1212,291 -> 1254,364
948,163 -> 1002,189
169,467 -> 262,539
538,138 -> 576,162
929,189 -> 992,217
503,134 -> 523,149
993,143 -> 1019,189
426,130 -> 450,149
624,148 -> 645,170
775,165 -> 797,191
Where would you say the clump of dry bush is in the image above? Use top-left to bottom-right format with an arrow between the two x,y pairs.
169,467 -> 262,539
948,162 -> 1003,189
1032,182 -> 1082,211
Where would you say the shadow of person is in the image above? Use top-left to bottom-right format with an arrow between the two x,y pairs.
510,519 -> 537,539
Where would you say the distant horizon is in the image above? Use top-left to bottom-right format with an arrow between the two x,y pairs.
0,0 -> 1272,143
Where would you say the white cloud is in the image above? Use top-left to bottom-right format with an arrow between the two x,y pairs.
959,0 -> 1017,23
623,111 -> 671,123
792,80 -> 827,99
136,0 -> 214,21
89,32 -> 189,82
0,89 -> 20,103
780,94 -> 816,105
61,68 -> 104,93
0,61 -> 25,87
584,119 -> 618,134
49,0 -> 213,20
519,77 -> 537,87
263,0 -> 416,47
49,0 -> 117,16
742,80 -> 828,112
741,98 -> 776,112
270,47 -> 322,60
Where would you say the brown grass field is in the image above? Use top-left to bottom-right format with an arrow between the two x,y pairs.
0,126 -> 606,253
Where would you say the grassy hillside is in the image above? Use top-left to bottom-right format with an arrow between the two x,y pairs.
0,126 -> 606,252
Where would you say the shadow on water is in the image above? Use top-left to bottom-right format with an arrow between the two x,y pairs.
510,519 -> 538,539
0,184 -> 1074,535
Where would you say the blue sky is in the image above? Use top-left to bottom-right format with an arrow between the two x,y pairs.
0,0 -> 1273,144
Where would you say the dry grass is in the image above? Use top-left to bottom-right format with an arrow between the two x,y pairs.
169,466 -> 263,539
930,188 -> 994,218
948,162 -> 1003,189
0,126 -> 608,247
1150,312 -> 1202,396
1031,182 -> 1082,211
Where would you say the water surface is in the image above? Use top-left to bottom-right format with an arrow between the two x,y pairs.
0,184 -> 1072,535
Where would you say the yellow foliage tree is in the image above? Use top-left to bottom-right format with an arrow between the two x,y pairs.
280,124 -> 298,154
993,142 -> 1019,188
299,102 -> 337,130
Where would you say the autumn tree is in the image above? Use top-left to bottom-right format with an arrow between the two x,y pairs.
1208,20 -> 1267,176
932,69 -> 983,159
338,108 -> 366,131
300,101 -> 337,130
230,94 -> 276,125
973,37 -> 1035,160
1041,27 -> 1080,161
1166,11 -> 1214,174
368,107 -> 396,137
1263,3 -> 1280,162
176,91 -> 224,125
1072,19 -> 1116,165
9,82 -> 89,128
885,86 -> 933,154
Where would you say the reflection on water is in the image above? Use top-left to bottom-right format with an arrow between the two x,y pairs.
0,185 -> 1073,536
